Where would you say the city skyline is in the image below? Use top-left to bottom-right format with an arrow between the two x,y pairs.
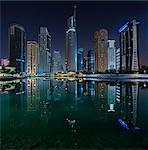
1,1 -> 148,67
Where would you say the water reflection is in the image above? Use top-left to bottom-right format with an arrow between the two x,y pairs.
1,78 -> 148,148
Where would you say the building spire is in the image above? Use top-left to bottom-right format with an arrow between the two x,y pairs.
74,5 -> 76,27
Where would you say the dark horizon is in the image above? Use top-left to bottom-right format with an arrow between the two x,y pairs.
1,1 -> 148,66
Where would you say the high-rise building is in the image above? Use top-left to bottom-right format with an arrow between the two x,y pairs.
83,56 -> 88,72
77,48 -> 84,72
88,49 -> 94,73
27,41 -> 39,74
9,24 -> 26,73
116,48 -> 120,72
52,50 -> 63,73
94,29 -> 108,73
38,27 -> 51,74
118,19 -> 139,73
108,40 -> 116,71
65,6 -> 77,72
0,58 -> 10,66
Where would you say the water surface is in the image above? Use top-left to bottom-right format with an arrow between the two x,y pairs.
0,78 -> 148,149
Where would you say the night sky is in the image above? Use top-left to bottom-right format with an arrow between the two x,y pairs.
1,1 -> 148,66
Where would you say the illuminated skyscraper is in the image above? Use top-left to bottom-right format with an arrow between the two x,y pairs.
108,40 -> 116,71
0,58 -> 10,66
116,48 -> 120,72
52,50 -> 63,73
118,19 -> 139,73
38,27 -> 51,74
88,49 -> 94,73
94,29 -> 108,73
65,6 -> 77,72
27,41 -> 38,74
9,24 -> 26,72
83,56 -> 88,72
77,48 -> 84,72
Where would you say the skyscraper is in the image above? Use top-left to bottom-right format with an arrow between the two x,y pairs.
9,24 -> 26,73
108,40 -> 116,72
118,19 -> 139,73
94,29 -> 108,73
38,27 -> 51,74
52,50 -> 63,73
0,58 -> 10,66
27,41 -> 38,74
83,56 -> 88,72
116,48 -> 120,72
77,48 -> 84,72
88,49 -> 94,73
65,5 -> 77,72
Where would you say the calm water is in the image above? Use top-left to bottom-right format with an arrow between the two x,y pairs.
0,78 -> 148,149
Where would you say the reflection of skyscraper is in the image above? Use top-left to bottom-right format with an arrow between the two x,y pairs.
108,40 -> 116,71
94,29 -> 108,73
118,19 -> 139,73
107,84 -> 116,112
77,48 -> 84,72
65,6 -> 77,72
118,82 -> 139,129
95,82 -> 107,111
27,41 -> 39,74
38,27 -> 51,74
88,49 -> 94,73
27,79 -> 39,111
9,24 -> 26,72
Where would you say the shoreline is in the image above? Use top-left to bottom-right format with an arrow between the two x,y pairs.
0,73 -> 148,81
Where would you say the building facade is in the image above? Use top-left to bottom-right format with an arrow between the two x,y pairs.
0,58 -> 10,66
116,48 -> 120,72
94,29 -> 108,73
27,41 -> 38,74
38,27 -> 51,74
118,19 -> 139,73
83,56 -> 88,72
52,50 -> 63,73
88,49 -> 94,73
65,6 -> 77,72
77,48 -> 84,72
108,40 -> 116,71
9,24 -> 26,73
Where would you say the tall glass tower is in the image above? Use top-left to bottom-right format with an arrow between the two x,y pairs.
9,24 -> 26,73
38,27 -> 51,74
118,19 -> 139,73
27,41 -> 39,74
77,48 -> 84,72
94,29 -> 108,73
108,40 -> 116,71
65,6 -> 77,72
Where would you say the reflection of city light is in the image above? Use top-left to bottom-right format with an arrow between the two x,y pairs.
107,104 -> 115,112
144,83 -> 146,87
118,119 -> 129,130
